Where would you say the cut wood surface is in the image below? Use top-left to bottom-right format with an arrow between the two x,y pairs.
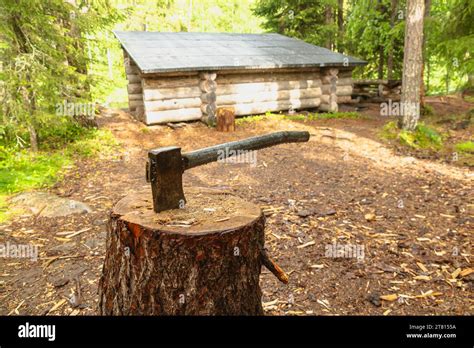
199,80 -> 217,93
146,108 -> 202,124
216,87 -> 321,105
322,85 -> 353,96
127,74 -> 141,84
125,64 -> 139,75
216,107 -> 235,132
129,99 -> 144,108
200,103 -> 217,115
336,77 -> 353,86
127,83 -> 142,94
128,93 -> 143,101
98,187 -> 265,315
200,92 -> 217,104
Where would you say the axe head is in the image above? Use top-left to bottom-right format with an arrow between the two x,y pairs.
146,146 -> 186,213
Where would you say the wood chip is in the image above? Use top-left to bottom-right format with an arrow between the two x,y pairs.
416,262 -> 429,273
46,299 -> 66,315
364,213 -> 376,222
380,294 -> 398,301
460,268 -> 474,277
297,241 -> 315,249
310,264 -> 324,269
414,275 -> 431,281
214,217 -> 230,222
451,268 -> 462,279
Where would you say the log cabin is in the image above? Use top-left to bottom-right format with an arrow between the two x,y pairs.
114,31 -> 366,125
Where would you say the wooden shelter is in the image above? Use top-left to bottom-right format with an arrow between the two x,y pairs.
114,31 -> 366,125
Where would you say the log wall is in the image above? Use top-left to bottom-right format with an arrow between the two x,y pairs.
141,74 -> 202,124
215,71 -> 323,116
123,51 -> 144,122
122,49 -> 356,125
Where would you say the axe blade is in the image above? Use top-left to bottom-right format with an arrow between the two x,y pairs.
148,146 -> 185,213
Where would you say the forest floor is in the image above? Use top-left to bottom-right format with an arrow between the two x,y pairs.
0,96 -> 473,316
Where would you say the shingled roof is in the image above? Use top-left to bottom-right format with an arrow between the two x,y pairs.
114,31 -> 366,74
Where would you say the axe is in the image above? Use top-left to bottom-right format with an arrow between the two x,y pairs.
146,131 -> 310,213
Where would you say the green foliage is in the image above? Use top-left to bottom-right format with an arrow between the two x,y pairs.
253,0 -> 339,49
381,121 -> 443,149
0,127 -> 120,221
0,0 -> 123,148
345,0 -> 405,79
117,0 -> 263,33
455,141 -> 474,154
235,111 -> 361,125
0,148 -> 71,195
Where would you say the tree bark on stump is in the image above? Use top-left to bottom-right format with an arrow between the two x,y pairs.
98,187 -> 268,315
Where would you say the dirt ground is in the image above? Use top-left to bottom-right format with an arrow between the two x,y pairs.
0,99 -> 473,316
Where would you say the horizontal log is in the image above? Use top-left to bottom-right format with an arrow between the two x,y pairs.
144,97 -> 201,112
143,86 -> 202,101
336,78 -> 353,86
338,69 -> 353,78
337,95 -> 354,103
127,74 -> 141,83
145,108 -> 202,124
354,79 -> 401,87
128,93 -> 143,101
127,83 -> 142,94
142,76 -> 199,89
322,85 -> 353,96
216,80 -> 321,96
221,98 -> 321,116
319,102 -> 338,112
217,72 -> 321,85
217,87 -> 321,105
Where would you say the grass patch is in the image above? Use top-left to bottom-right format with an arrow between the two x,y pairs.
0,126 -> 120,222
235,111 -> 362,125
455,141 -> 474,154
380,121 -> 444,149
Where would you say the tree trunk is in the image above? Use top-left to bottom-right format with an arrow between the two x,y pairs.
337,0 -> 344,52
399,0 -> 425,130
27,124 -> 38,152
419,0 -> 431,106
378,45 -> 385,80
98,187 -> 283,315
387,0 -> 398,80
325,6 -> 333,49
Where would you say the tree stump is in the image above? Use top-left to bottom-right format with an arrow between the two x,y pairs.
98,187 -> 267,315
216,107 -> 235,132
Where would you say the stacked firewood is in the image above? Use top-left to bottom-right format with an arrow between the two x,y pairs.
352,79 -> 402,103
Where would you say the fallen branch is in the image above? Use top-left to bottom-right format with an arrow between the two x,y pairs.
260,248 -> 289,284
